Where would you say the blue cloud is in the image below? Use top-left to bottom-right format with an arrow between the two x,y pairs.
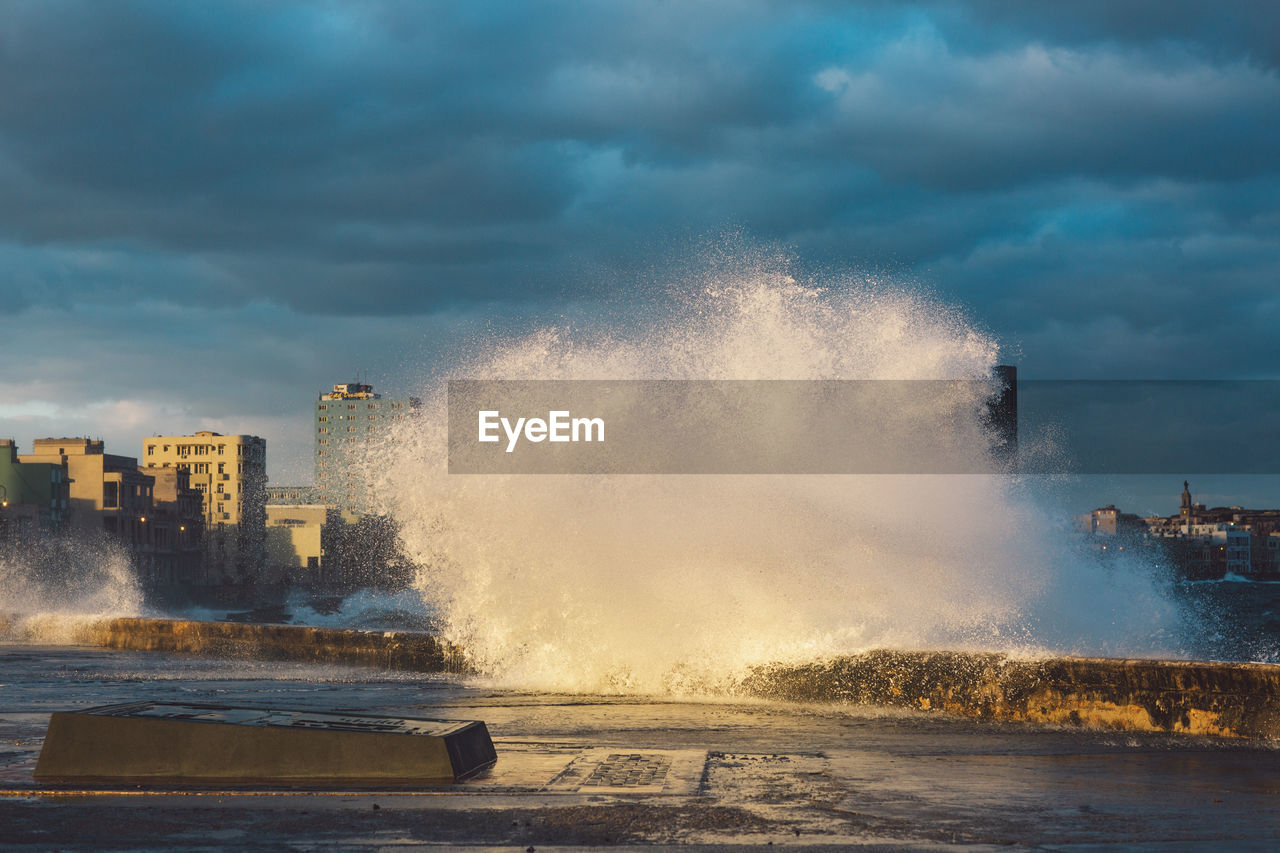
1,0 -> 1277,483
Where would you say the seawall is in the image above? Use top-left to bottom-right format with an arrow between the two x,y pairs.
744,650 -> 1280,739
1,615 -> 467,674
5,616 -> 1280,739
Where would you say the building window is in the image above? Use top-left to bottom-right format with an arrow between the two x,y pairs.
103,482 -> 119,508
147,445 -> 154,455
348,404 -> 356,410
319,427 -> 328,433
318,404 -> 327,411
368,415 -> 376,420
318,416 -> 328,422
368,403 -> 377,409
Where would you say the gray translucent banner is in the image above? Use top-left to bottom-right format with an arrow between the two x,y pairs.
1018,380 -> 1280,475
448,379 -> 1012,474
448,379 -> 1280,475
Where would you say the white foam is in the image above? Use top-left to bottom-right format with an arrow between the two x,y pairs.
0,536 -> 143,643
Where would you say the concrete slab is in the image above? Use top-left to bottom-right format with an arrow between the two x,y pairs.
34,702 -> 496,786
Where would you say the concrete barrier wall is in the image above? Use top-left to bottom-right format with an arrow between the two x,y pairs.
7,616 -> 1280,739
742,650 -> 1280,739
64,617 -> 469,674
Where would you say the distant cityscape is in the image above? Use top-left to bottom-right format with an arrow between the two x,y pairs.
1077,482 -> 1280,580
6,378 -> 1279,604
0,381 -> 420,606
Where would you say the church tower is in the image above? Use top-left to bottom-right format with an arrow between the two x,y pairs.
1180,480 -> 1193,526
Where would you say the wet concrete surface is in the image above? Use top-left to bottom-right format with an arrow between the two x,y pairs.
2,645 -> 1280,850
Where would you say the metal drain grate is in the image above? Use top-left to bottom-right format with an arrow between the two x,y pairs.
580,753 -> 671,789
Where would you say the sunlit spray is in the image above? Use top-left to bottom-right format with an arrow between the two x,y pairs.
376,252 -> 1183,693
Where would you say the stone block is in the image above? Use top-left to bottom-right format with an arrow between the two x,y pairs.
34,701 -> 496,787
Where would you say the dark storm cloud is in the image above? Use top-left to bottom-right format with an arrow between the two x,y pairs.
1,0 -> 1279,479
925,1 -> 1280,68
1,2 -> 1274,307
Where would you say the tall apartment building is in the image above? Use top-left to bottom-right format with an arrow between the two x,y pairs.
143,431 -> 267,584
314,382 -> 419,512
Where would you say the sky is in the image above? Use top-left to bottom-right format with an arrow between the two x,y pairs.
1,1 -> 1277,509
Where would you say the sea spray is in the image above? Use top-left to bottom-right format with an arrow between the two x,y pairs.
377,258 -> 1184,693
0,535 -> 142,643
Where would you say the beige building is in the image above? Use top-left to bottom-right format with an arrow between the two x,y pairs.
143,431 -> 267,584
19,438 -> 203,586
22,438 -> 153,543
145,467 -> 206,586
264,504 -> 345,587
1,438 -> 69,536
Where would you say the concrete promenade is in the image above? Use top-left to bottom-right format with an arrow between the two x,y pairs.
3,644 -> 1280,850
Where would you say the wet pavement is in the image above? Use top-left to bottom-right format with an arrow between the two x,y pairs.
2,645 -> 1280,850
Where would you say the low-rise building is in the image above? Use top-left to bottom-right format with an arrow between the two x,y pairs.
264,503 -> 345,588
1075,504 -> 1144,537
1149,522 -> 1253,580
21,438 -> 153,549
1259,533 -> 1280,577
1086,482 -> 1280,581
142,466 -> 206,588
17,438 -> 202,587
0,438 -> 69,539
